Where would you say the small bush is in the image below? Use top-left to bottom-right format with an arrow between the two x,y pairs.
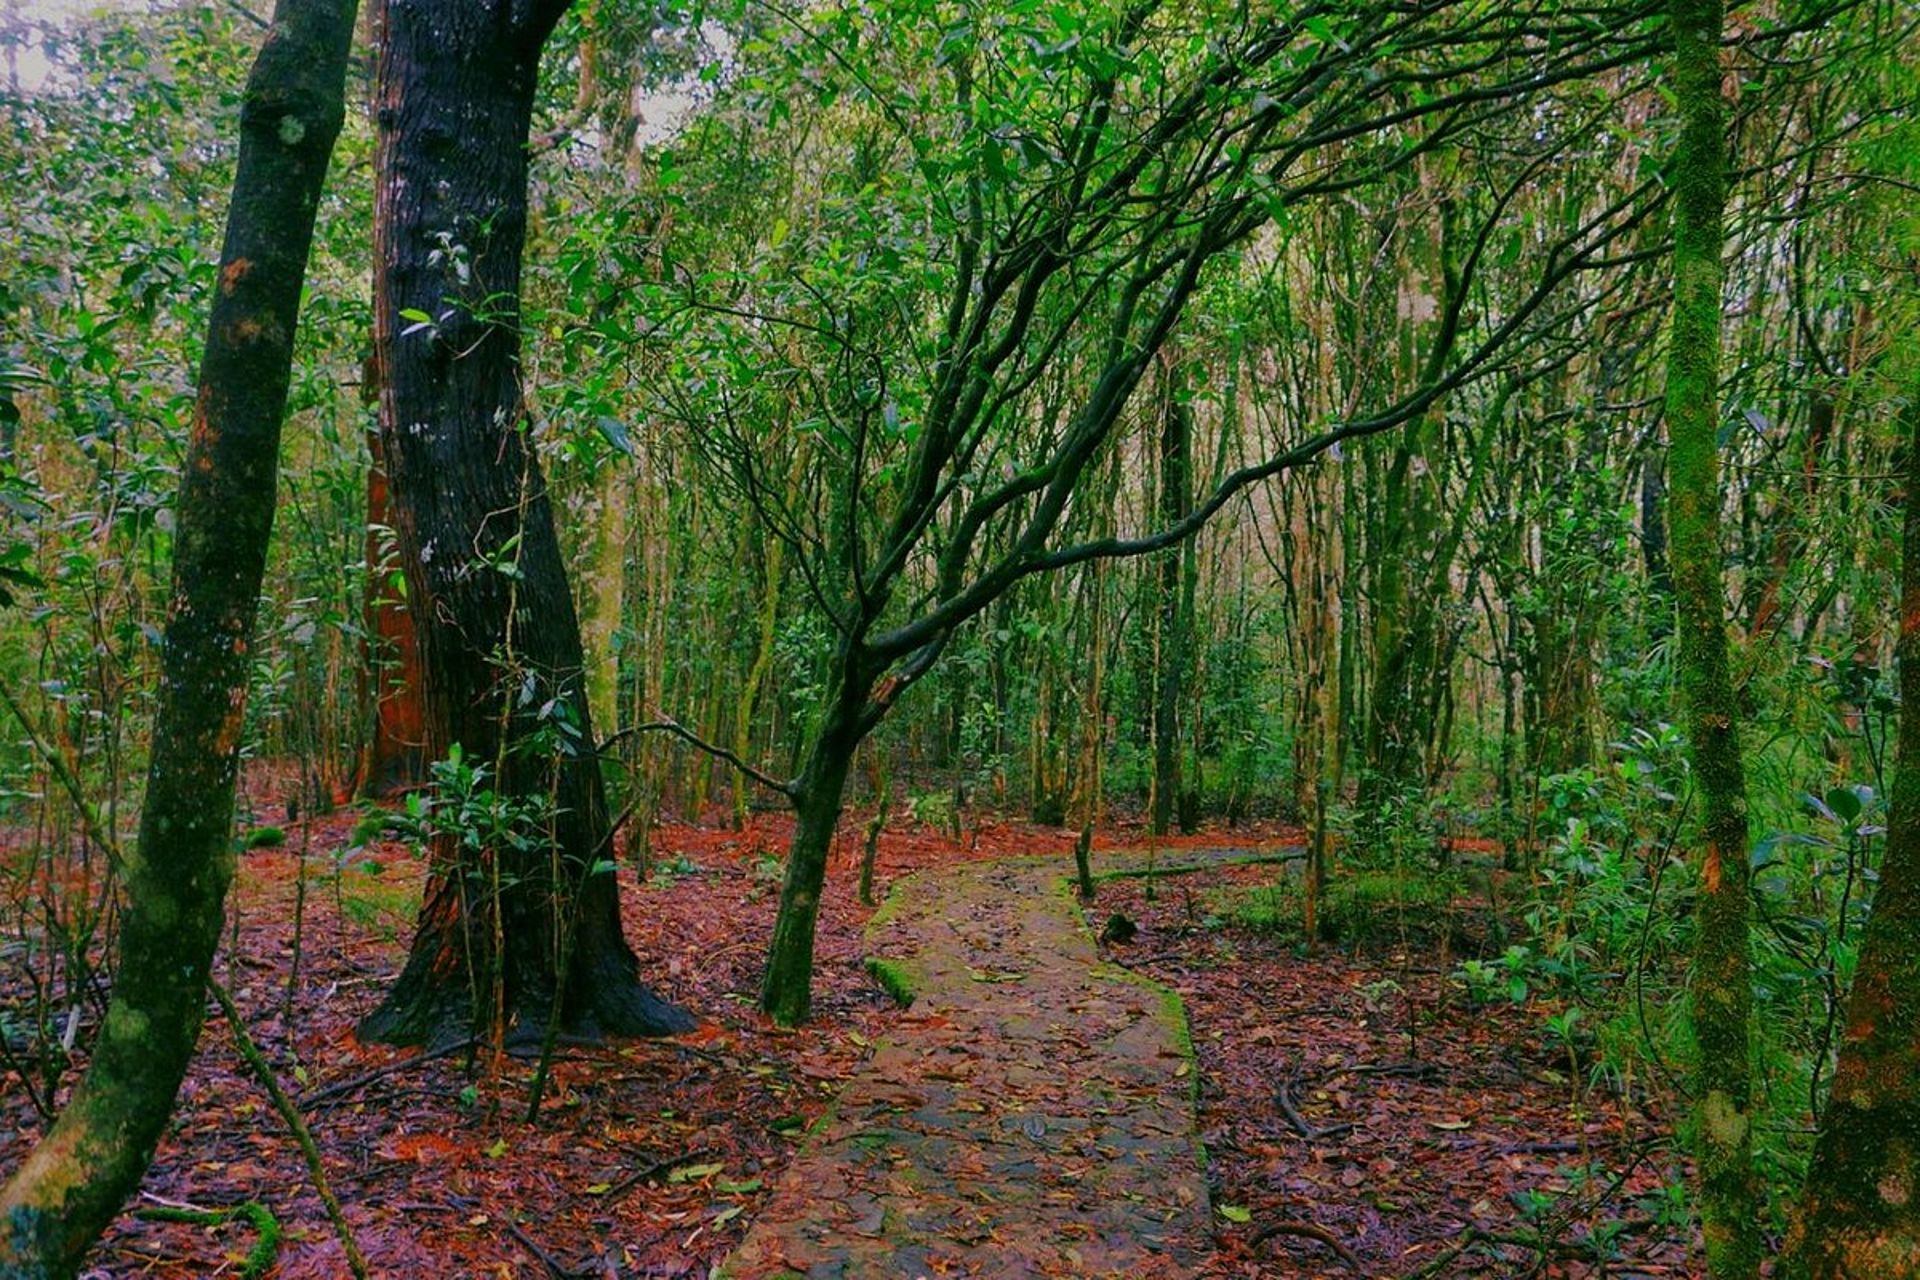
1320,870 -> 1456,945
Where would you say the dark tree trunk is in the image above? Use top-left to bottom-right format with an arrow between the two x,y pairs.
358,0 -> 689,1047
1640,441 -> 1671,608
1358,425 -> 1443,815
0,1 -> 357,1271
1663,0 -> 1762,1272
1787,373 -> 1920,1277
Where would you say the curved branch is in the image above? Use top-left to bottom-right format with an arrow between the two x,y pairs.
601,718 -> 798,803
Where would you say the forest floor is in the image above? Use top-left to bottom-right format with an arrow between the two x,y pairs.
0,780 -> 1699,1278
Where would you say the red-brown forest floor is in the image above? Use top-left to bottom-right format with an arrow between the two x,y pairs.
0,789 -> 1696,1278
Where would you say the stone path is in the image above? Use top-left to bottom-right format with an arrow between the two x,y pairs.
724,847 -> 1297,1279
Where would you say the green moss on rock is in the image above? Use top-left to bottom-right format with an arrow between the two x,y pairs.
864,956 -> 916,1007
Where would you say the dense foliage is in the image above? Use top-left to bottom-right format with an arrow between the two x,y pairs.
2,0 -> 1917,1267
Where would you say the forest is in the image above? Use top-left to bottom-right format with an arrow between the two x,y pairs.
0,0 -> 1917,1275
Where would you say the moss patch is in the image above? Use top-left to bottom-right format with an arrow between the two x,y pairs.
864,956 -> 916,1007
864,871 -> 920,931
134,1202 -> 280,1278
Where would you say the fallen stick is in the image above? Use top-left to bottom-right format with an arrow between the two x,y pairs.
133,1200 -> 280,1279
506,1218 -> 577,1279
296,1037 -> 480,1109
1333,1060 -> 1439,1081
599,1146 -> 718,1203
1248,1218 -> 1366,1272
1277,1074 -> 1355,1142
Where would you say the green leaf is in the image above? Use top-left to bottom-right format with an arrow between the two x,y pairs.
668,1161 -> 725,1184
1219,1204 -> 1252,1223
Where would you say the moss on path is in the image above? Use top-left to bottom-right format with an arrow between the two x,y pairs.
725,847 -> 1294,1279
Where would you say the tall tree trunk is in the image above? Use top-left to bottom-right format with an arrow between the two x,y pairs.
581,455 -> 629,739
1151,365 -> 1193,836
1358,188 -> 1457,818
357,0 -> 689,1047
1787,371 -> 1920,1277
1664,0 -> 1763,1273
732,454 -> 800,829
0,2 -> 357,1270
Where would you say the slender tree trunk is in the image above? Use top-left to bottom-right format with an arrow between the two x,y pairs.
733,464 -> 796,828
1152,366 -> 1193,836
1663,0 -> 1762,1273
762,656 -> 872,1026
0,2 -> 357,1270
1787,371 -> 1920,1277
358,0 -> 689,1047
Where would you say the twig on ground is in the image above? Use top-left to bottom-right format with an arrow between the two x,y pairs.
1333,1059 -> 1439,1081
1105,950 -> 1190,970
505,1217 -> 578,1279
1248,1218 -> 1366,1272
598,1146 -> 718,1203
1277,1072 -> 1355,1141
297,1038 -> 480,1108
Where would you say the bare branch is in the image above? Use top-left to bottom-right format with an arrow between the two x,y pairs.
601,717 -> 797,803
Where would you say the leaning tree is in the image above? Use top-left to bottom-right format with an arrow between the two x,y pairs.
0,0 -> 358,1271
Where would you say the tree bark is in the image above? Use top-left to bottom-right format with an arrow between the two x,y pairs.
1786,370 -> 1920,1277
356,419 -> 428,798
761,655 -> 872,1027
0,1 -> 356,1271
357,0 -> 690,1047
1663,0 -> 1763,1273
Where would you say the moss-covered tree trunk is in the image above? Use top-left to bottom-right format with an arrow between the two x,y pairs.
357,0 -> 689,1047
0,1 -> 356,1271
1662,0 -> 1763,1273
1786,371 -> 1920,1277
762,652 -> 874,1026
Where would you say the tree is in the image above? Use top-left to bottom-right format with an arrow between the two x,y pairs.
356,0 -> 691,1047
0,0 -> 358,1270
1150,359 -> 1196,836
644,0 -> 1678,1024
1786,375 -> 1920,1274
1661,0 -> 1764,1272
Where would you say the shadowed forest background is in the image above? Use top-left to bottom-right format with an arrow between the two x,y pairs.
1,0 -> 1919,1275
